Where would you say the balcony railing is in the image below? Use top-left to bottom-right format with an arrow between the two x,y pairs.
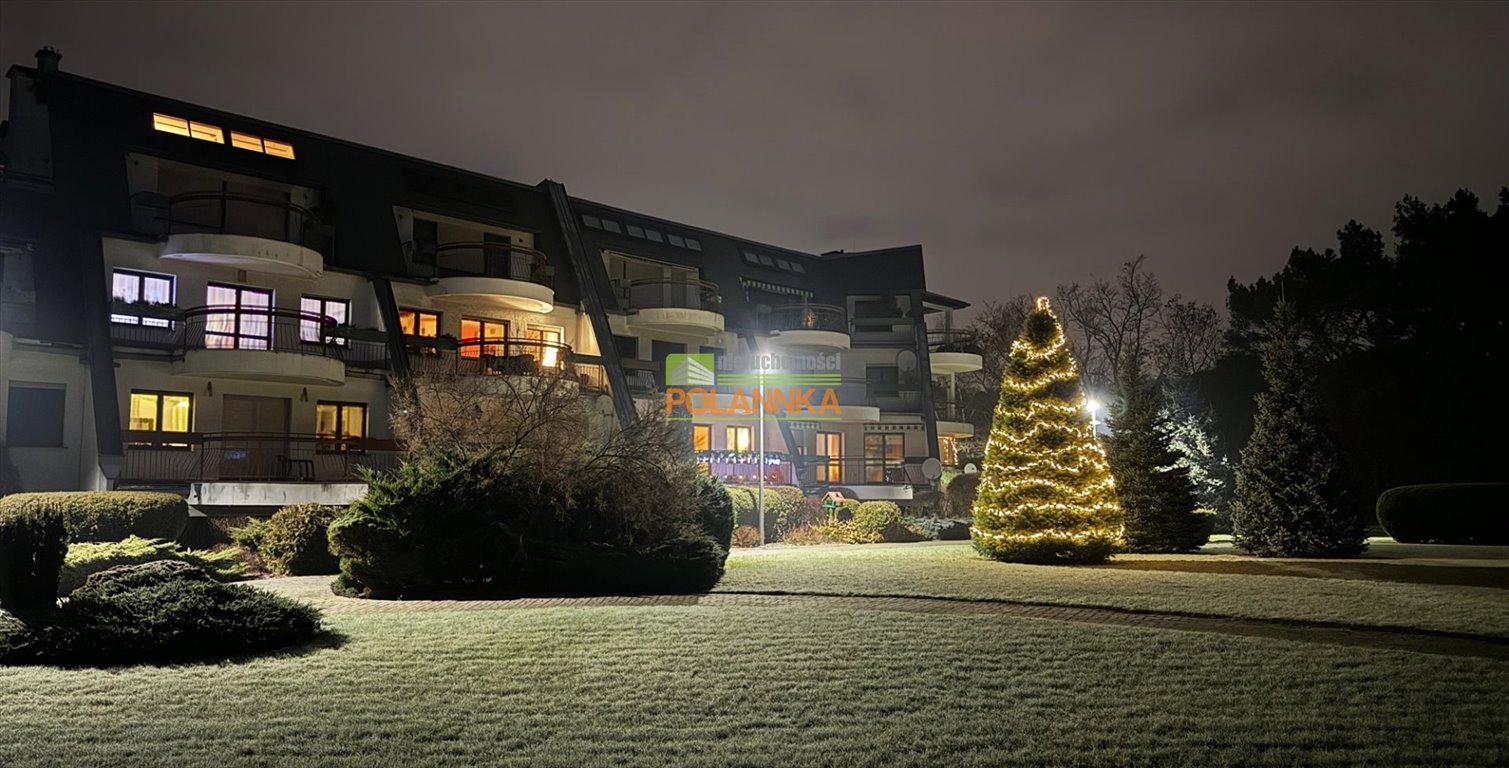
765,304 -> 847,333
179,306 -> 345,358
622,278 -> 723,313
798,455 -> 914,486
406,337 -> 575,379
934,397 -> 968,423
165,190 -> 324,250
928,329 -> 982,354
121,432 -> 402,484
430,241 -> 554,287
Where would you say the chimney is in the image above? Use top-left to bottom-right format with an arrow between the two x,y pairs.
35,47 -> 61,77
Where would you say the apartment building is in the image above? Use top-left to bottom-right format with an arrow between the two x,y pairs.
0,48 -> 980,510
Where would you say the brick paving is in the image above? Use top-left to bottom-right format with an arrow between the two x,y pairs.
255,576 -> 1509,661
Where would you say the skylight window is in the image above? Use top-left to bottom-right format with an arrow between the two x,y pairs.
686,238 -> 702,251
153,112 -> 223,144
582,214 -> 602,229
645,229 -> 664,243
668,234 -> 686,248
602,220 -> 622,234
626,225 -> 645,238
229,131 -> 295,159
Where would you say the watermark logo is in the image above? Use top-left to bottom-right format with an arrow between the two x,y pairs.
666,353 -> 716,386
665,352 -> 845,420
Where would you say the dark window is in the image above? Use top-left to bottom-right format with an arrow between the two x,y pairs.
412,219 -> 438,266
743,251 -> 760,265
6,385 -> 65,447
582,214 -> 602,229
613,334 -> 640,360
602,219 -> 622,234
776,258 -> 792,271
645,229 -> 663,243
791,262 -> 805,274
686,238 -> 702,251
758,254 -> 776,267
651,340 -> 686,365
626,225 -> 645,239
667,234 -> 686,248
866,366 -> 900,396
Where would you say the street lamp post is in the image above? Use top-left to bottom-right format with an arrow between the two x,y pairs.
757,365 -> 766,546
1085,397 -> 1103,437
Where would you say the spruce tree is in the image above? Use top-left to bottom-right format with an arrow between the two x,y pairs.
971,297 -> 1123,564
1232,304 -> 1365,557
1105,356 -> 1205,552
1162,401 -> 1235,531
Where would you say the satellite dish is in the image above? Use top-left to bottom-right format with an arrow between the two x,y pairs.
921,457 -> 944,480
963,463 -> 979,475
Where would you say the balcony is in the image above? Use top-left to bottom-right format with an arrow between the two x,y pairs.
928,329 -> 984,374
426,241 -> 555,313
623,278 -> 725,337
764,304 -> 850,353
159,191 -> 326,279
794,455 -> 919,501
406,337 -> 576,382
933,398 -> 976,438
121,432 -> 402,485
169,306 -> 349,386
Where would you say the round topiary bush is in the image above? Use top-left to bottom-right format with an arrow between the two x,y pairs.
852,500 -> 903,543
0,492 -> 188,542
1377,484 -> 1509,545
258,504 -> 344,576
944,473 -> 981,520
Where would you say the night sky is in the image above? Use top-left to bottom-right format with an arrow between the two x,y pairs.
3,1 -> 1505,312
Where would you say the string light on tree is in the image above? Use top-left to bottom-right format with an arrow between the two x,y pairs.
970,296 -> 1124,564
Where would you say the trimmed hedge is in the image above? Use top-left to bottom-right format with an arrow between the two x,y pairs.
852,501 -> 903,542
1,561 -> 323,666
902,517 -> 971,541
0,505 -> 67,620
58,536 -> 246,594
0,491 -> 188,542
1377,484 -> 1509,545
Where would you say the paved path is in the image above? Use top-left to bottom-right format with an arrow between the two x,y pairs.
256,576 -> 1509,661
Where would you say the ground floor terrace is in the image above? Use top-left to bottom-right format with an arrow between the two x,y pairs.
4,539 -> 1506,767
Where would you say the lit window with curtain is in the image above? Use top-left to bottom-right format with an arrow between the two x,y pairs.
110,269 -> 175,327
316,401 -> 367,449
205,283 -> 272,350
300,296 -> 348,344
527,325 -> 564,369
127,391 -> 192,447
727,426 -> 753,453
460,318 -> 508,358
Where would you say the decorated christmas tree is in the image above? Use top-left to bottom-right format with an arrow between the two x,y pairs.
971,297 -> 1124,564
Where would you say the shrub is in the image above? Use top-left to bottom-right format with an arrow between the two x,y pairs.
694,476 -> 735,554
230,517 -> 273,552
254,504 -> 344,576
0,561 -> 323,666
838,498 -> 860,521
1376,484 -> 1509,545
0,491 -> 188,542
728,485 -> 805,536
902,517 -> 971,541
852,501 -> 903,542
329,455 -> 519,599
516,534 -> 726,596
58,536 -> 246,594
781,524 -> 841,546
0,505 -> 67,621
943,474 -> 981,520
731,525 -> 761,548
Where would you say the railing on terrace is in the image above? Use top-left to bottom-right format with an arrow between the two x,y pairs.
928,328 -> 982,354
430,241 -> 553,287
797,455 -> 914,486
765,303 -> 847,334
934,397 -> 968,423
120,431 -> 402,484
406,337 -> 575,379
622,278 -> 723,313
179,306 -> 344,357
165,190 -> 324,250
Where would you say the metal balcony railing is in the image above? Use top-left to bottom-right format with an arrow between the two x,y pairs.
623,278 -> 723,313
765,303 -> 847,333
121,432 -> 402,483
406,337 -> 575,379
430,241 -> 554,287
165,190 -> 324,250
928,329 -> 982,355
798,455 -> 913,486
179,306 -> 344,358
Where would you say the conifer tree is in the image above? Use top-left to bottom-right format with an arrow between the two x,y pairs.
1232,304 -> 1365,557
971,297 -> 1123,564
1105,356 -> 1205,552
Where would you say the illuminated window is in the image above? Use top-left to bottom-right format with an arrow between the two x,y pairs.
461,318 -> 508,358
128,391 -> 193,442
228,130 -> 296,159
864,433 -> 904,483
398,308 -> 439,338
300,296 -> 348,344
693,424 -> 712,452
205,283 -> 273,350
316,401 -> 366,450
526,325 -> 564,369
110,269 -> 175,327
816,431 -> 843,483
153,113 -> 224,143
726,426 -> 752,453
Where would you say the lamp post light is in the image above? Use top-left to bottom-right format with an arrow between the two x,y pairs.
757,365 -> 766,547
1085,397 -> 1103,437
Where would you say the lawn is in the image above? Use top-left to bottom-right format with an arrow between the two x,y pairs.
2,542 -> 1507,767
718,540 -> 1509,637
